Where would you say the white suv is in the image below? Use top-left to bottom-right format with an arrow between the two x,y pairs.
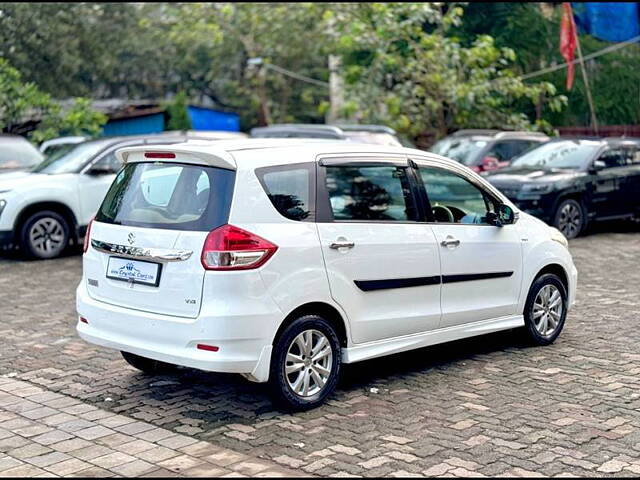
76,139 -> 577,410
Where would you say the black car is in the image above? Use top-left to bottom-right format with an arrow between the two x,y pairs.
485,137 -> 640,239
430,130 -> 549,173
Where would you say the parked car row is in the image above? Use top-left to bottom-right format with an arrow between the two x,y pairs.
75,138 -> 577,409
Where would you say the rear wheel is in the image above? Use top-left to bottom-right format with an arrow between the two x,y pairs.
522,273 -> 568,346
19,210 -> 70,259
553,199 -> 585,239
269,315 -> 341,411
121,351 -> 175,374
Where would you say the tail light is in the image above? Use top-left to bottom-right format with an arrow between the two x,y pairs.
83,218 -> 94,253
201,224 -> 278,271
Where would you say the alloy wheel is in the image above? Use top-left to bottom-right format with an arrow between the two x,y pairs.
29,217 -> 65,257
557,202 -> 581,238
532,284 -> 563,337
284,329 -> 333,397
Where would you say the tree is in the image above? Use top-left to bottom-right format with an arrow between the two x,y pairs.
0,57 -> 107,142
329,3 -> 567,145
165,92 -> 192,131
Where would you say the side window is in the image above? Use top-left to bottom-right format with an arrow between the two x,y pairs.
324,165 -> 418,221
486,140 -> 535,163
597,148 -> 629,169
257,164 -> 313,221
419,166 -> 496,224
93,151 -> 122,173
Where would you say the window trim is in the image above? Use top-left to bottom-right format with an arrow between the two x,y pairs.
315,154 -> 423,224
255,162 -> 316,222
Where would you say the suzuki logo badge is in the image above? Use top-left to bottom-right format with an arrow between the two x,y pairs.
127,232 -> 136,245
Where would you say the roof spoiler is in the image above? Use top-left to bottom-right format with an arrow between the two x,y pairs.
115,144 -> 237,170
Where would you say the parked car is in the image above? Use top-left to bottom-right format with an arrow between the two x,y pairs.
39,136 -> 87,157
485,137 -> 640,239
161,130 -> 248,140
0,134 -> 44,172
0,133 -> 215,259
334,124 -> 405,147
76,138 -> 577,410
429,130 -> 549,173
250,123 -> 408,147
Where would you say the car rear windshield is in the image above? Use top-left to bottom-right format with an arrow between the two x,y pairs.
0,137 -> 43,170
95,162 -> 235,231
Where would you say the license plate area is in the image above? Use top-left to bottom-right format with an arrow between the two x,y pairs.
106,257 -> 162,287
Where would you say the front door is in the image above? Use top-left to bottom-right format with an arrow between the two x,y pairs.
416,162 -> 523,328
316,157 -> 442,344
590,146 -> 637,219
77,150 -> 121,225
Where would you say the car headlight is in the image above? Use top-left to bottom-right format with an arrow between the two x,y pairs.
522,183 -> 554,194
549,227 -> 569,248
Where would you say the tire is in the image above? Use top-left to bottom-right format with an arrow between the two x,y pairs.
522,273 -> 568,346
553,198 -> 585,240
269,315 -> 341,411
19,210 -> 70,259
121,351 -> 175,374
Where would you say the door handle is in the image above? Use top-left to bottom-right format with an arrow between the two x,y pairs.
330,240 -> 355,250
440,236 -> 460,248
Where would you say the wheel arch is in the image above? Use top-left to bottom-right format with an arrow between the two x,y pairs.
273,302 -> 349,348
532,263 -> 569,298
15,202 -> 79,240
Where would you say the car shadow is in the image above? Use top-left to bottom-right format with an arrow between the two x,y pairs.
117,328 -> 532,428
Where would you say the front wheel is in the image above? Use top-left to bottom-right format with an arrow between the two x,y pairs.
522,273 -> 568,346
269,315 -> 341,411
20,210 -> 70,259
553,199 -> 585,240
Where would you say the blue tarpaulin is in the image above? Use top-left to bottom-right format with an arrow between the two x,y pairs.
187,106 -> 240,132
102,113 -> 165,136
572,2 -> 640,42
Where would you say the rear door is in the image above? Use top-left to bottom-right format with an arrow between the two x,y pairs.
315,155 -> 442,344
84,157 -> 235,318
590,147 -> 632,218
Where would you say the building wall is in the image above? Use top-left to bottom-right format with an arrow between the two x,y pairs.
102,113 -> 165,136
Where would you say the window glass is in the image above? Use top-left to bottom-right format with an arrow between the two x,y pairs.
325,165 -> 417,221
0,137 -> 43,170
485,140 -> 537,163
259,167 -> 312,221
597,148 -> 633,168
32,139 -> 113,174
92,151 -> 123,173
96,162 -> 234,231
510,140 -> 600,170
420,166 -> 495,224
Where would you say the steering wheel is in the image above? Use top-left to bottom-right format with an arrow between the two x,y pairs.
432,204 -> 455,223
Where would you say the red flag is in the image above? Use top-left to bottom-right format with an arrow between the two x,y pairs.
560,2 -> 577,90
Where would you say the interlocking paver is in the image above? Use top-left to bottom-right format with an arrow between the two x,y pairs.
1,225 -> 640,476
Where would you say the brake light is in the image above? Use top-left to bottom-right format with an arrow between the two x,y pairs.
144,152 -> 176,159
201,224 -> 278,270
197,344 -> 219,352
83,218 -> 94,253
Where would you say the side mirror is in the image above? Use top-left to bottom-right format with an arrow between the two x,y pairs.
488,204 -> 516,227
589,159 -> 606,174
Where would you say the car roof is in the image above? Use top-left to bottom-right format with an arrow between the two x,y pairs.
117,138 -> 458,170
335,124 -> 397,135
250,124 -> 346,139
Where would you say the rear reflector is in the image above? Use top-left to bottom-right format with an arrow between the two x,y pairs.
144,152 -> 176,159
197,344 -> 219,352
201,224 -> 278,271
79,317 -> 88,324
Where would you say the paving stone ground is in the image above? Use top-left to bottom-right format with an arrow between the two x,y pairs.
1,220 -> 640,477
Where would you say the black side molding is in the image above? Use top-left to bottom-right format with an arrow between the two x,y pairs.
355,276 -> 441,292
354,271 -> 514,291
442,271 -> 514,284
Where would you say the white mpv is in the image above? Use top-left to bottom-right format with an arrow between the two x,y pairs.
76,139 -> 578,410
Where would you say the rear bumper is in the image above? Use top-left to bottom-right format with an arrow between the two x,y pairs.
75,281 -> 276,382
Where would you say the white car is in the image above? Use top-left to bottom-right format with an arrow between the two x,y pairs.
0,134 -> 212,259
76,139 -> 577,410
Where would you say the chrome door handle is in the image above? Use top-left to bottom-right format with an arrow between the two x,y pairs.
330,241 -> 355,250
440,237 -> 460,248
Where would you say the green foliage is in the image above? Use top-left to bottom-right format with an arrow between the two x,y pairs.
0,57 -> 106,142
329,3 -> 567,142
31,98 -> 108,143
165,92 -> 192,131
